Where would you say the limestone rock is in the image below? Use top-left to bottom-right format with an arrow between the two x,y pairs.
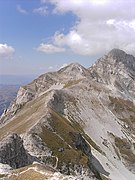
0,133 -> 33,169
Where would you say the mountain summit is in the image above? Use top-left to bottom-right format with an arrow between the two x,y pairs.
89,49 -> 135,97
108,48 -> 127,57
92,48 -> 135,68
0,49 -> 135,180
58,62 -> 90,77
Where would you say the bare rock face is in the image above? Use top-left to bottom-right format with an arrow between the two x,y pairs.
70,132 -> 92,156
0,133 -> 33,169
89,49 -> 135,97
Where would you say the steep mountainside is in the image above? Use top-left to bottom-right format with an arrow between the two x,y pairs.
0,49 -> 135,180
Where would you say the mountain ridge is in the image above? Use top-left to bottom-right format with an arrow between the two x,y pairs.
0,49 -> 135,180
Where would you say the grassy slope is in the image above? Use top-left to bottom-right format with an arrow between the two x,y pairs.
0,93 -> 48,140
40,109 -> 89,169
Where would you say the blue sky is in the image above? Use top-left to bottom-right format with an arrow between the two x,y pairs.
0,0 -> 135,75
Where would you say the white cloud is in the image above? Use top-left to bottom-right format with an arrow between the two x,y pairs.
59,63 -> 68,69
33,6 -> 48,16
47,65 -> 59,71
0,44 -> 15,59
48,66 -> 53,69
36,43 -> 65,53
17,5 -> 28,14
42,0 -> 135,55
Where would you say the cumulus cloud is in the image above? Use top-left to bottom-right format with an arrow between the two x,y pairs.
41,0 -> 135,55
36,43 -> 65,53
0,44 -> 15,59
33,6 -> 48,16
17,5 -> 28,14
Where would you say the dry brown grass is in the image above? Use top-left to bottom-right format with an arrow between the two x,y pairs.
109,96 -> 135,114
40,109 -> 88,169
109,96 -> 135,133
115,136 -> 135,163
0,94 -> 47,140
64,79 -> 83,88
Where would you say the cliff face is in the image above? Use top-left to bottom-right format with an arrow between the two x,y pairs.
0,133 -> 34,169
0,49 -> 135,180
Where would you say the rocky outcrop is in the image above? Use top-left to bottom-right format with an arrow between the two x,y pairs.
0,133 -> 34,169
70,132 -> 109,179
70,132 -> 92,156
0,86 -> 35,125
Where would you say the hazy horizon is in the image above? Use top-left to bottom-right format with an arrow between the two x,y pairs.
0,74 -> 37,85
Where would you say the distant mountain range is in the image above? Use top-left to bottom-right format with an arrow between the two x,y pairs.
0,75 -> 37,116
0,85 -> 20,116
0,74 -> 37,85
0,49 -> 135,180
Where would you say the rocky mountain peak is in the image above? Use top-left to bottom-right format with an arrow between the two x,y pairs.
59,63 -> 86,73
107,49 -> 135,68
107,48 -> 126,58
89,49 -> 135,96
93,48 -> 135,67
58,63 -> 89,77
